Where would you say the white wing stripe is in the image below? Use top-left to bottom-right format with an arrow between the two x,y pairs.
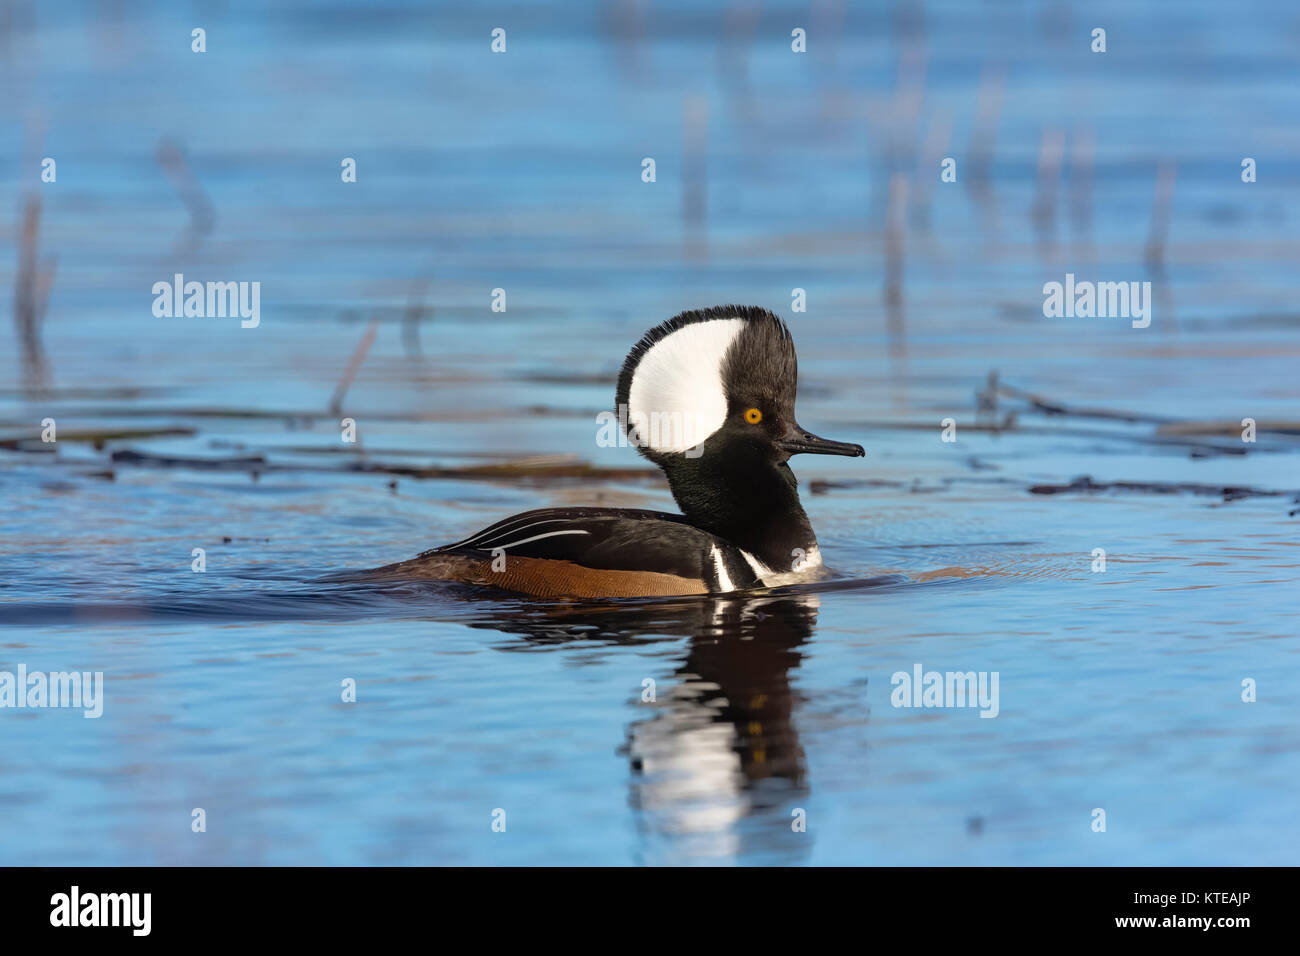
449,516 -> 543,549
495,529 -> 592,550
451,516 -> 569,549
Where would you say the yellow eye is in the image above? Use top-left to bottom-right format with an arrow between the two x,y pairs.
744,408 -> 763,424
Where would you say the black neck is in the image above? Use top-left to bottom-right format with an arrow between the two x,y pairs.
659,450 -> 816,569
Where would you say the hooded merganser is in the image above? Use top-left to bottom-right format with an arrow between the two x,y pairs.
380,305 -> 864,597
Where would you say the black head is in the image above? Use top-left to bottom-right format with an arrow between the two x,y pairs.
613,306 -> 863,564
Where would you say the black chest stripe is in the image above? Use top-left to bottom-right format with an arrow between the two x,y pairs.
706,546 -> 761,592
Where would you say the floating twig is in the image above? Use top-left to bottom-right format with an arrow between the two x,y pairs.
13,194 -> 55,393
717,0 -> 760,105
966,63 -> 1005,191
1028,475 -> 1292,503
401,279 -> 430,357
1157,420 -> 1300,438
105,448 -> 657,484
1030,129 -> 1065,251
884,173 -> 909,359
329,318 -> 380,417
884,173 -> 909,304
0,426 -> 194,452
994,380 -> 1173,425
682,95 -> 708,257
975,370 -> 999,423
156,138 -> 215,250
1068,125 -> 1095,239
1144,161 -> 1176,267
988,379 -> 1299,454
912,109 -> 951,231
606,0 -> 648,80
112,449 -> 266,471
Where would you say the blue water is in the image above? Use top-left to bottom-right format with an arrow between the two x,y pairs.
1,0 -> 1298,864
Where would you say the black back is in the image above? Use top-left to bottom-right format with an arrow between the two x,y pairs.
434,507 -> 761,591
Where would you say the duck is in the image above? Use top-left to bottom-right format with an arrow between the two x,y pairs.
378,305 -> 864,597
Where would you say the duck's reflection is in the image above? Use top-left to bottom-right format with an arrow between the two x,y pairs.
624,595 -> 817,865
474,591 -> 820,865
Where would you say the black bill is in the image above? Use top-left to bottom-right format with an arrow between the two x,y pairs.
777,425 -> 865,458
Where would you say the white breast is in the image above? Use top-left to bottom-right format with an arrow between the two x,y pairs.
738,545 -> 826,588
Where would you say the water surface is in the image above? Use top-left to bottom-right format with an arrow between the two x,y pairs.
1,0 -> 1298,865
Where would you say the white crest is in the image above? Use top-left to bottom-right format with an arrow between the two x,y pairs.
626,318 -> 745,453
